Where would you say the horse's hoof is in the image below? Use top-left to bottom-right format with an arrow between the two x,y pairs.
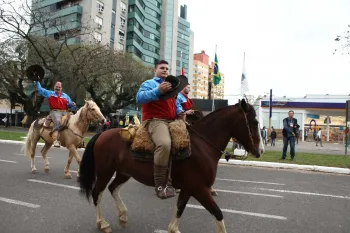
119,219 -> 127,228
101,227 -> 112,233
211,191 -> 218,196
32,169 -> 37,174
44,168 -> 49,173
64,174 -> 72,179
169,230 -> 181,233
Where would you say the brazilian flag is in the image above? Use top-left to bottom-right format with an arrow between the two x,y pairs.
213,52 -> 221,86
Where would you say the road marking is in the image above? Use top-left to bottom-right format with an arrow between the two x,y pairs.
216,178 -> 285,186
214,189 -> 283,198
27,179 -> 79,190
70,170 -> 116,179
187,204 -> 287,220
0,159 -> 17,163
14,153 -> 51,159
14,153 -> 25,156
154,230 -> 167,233
0,197 -> 40,208
255,188 -> 350,200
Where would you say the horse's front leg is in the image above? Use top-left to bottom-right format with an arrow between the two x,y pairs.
192,187 -> 227,233
168,190 -> 191,233
71,145 -> 82,177
64,146 -> 75,179
41,142 -> 52,173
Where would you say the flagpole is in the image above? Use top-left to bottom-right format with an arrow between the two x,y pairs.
241,52 -> 246,99
212,45 -> 217,112
180,51 -> 183,75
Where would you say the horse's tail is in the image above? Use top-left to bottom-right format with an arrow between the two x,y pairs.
78,132 -> 102,201
22,120 -> 40,158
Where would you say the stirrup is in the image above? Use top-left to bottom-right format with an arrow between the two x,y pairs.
156,185 -> 176,199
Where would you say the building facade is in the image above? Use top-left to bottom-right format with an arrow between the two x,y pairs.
191,51 -> 209,99
159,0 -> 178,73
175,5 -> 192,77
126,0 -> 162,66
31,0 -> 128,51
258,94 -> 350,142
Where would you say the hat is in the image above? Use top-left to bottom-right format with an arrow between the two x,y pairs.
26,65 -> 45,81
159,75 -> 189,100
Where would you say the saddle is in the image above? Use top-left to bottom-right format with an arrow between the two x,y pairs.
34,113 -> 72,131
119,120 -> 191,162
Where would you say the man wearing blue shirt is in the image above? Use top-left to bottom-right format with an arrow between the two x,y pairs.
34,81 -> 76,147
136,60 -> 186,199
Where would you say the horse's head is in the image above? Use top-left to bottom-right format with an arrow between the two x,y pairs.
82,100 -> 105,125
232,99 -> 263,158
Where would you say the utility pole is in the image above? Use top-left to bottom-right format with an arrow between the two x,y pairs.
268,89 -> 272,138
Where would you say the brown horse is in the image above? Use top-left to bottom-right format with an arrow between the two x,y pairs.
78,99 -> 263,233
22,100 -> 105,178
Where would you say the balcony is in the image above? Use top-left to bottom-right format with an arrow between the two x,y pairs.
52,5 -> 83,19
66,37 -> 81,45
32,21 -> 81,36
34,0 -> 67,9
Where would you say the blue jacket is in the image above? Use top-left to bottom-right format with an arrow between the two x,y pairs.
136,77 -> 183,116
35,81 -> 74,109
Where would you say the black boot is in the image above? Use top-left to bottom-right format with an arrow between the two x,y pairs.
154,164 -> 176,199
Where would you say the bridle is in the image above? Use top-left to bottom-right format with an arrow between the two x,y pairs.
67,103 -> 98,140
187,108 -> 256,162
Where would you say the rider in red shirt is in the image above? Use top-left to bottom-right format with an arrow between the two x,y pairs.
35,81 -> 76,147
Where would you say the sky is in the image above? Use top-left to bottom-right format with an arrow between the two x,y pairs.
179,0 -> 350,98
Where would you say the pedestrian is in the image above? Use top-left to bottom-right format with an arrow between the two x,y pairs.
316,128 -> 323,147
261,126 -> 267,146
270,127 -> 277,146
281,110 -> 298,160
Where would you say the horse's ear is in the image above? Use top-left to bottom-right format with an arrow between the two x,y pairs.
241,98 -> 249,112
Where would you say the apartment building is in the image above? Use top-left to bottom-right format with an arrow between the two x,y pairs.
175,5 -> 194,78
31,0 -> 128,51
191,50 -> 209,99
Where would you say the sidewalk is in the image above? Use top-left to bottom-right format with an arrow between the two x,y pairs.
227,140 -> 347,155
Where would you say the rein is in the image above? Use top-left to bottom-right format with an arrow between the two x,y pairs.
67,106 -> 91,140
187,109 -> 255,162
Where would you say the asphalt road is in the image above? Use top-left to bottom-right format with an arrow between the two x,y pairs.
0,142 -> 350,233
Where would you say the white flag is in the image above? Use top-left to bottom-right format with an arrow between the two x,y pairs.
240,53 -> 249,96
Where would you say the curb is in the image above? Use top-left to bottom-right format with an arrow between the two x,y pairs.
219,159 -> 350,175
1,140 -> 349,175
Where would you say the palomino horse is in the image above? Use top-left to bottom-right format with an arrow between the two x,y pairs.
78,99 -> 263,233
22,100 -> 105,178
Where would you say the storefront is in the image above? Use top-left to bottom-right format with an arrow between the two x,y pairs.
258,94 -> 349,142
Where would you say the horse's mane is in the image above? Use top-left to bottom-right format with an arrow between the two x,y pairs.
192,102 -> 256,128
69,106 -> 84,126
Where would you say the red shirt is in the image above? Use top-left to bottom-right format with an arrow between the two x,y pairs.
141,98 -> 176,121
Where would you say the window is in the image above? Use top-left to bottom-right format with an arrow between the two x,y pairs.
96,1 -> 104,12
119,29 -> 125,40
118,43 -> 124,51
95,16 -> 103,26
120,16 -> 126,26
120,1 -> 126,12
94,32 -> 102,42
145,7 -> 161,19
143,55 -> 155,64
